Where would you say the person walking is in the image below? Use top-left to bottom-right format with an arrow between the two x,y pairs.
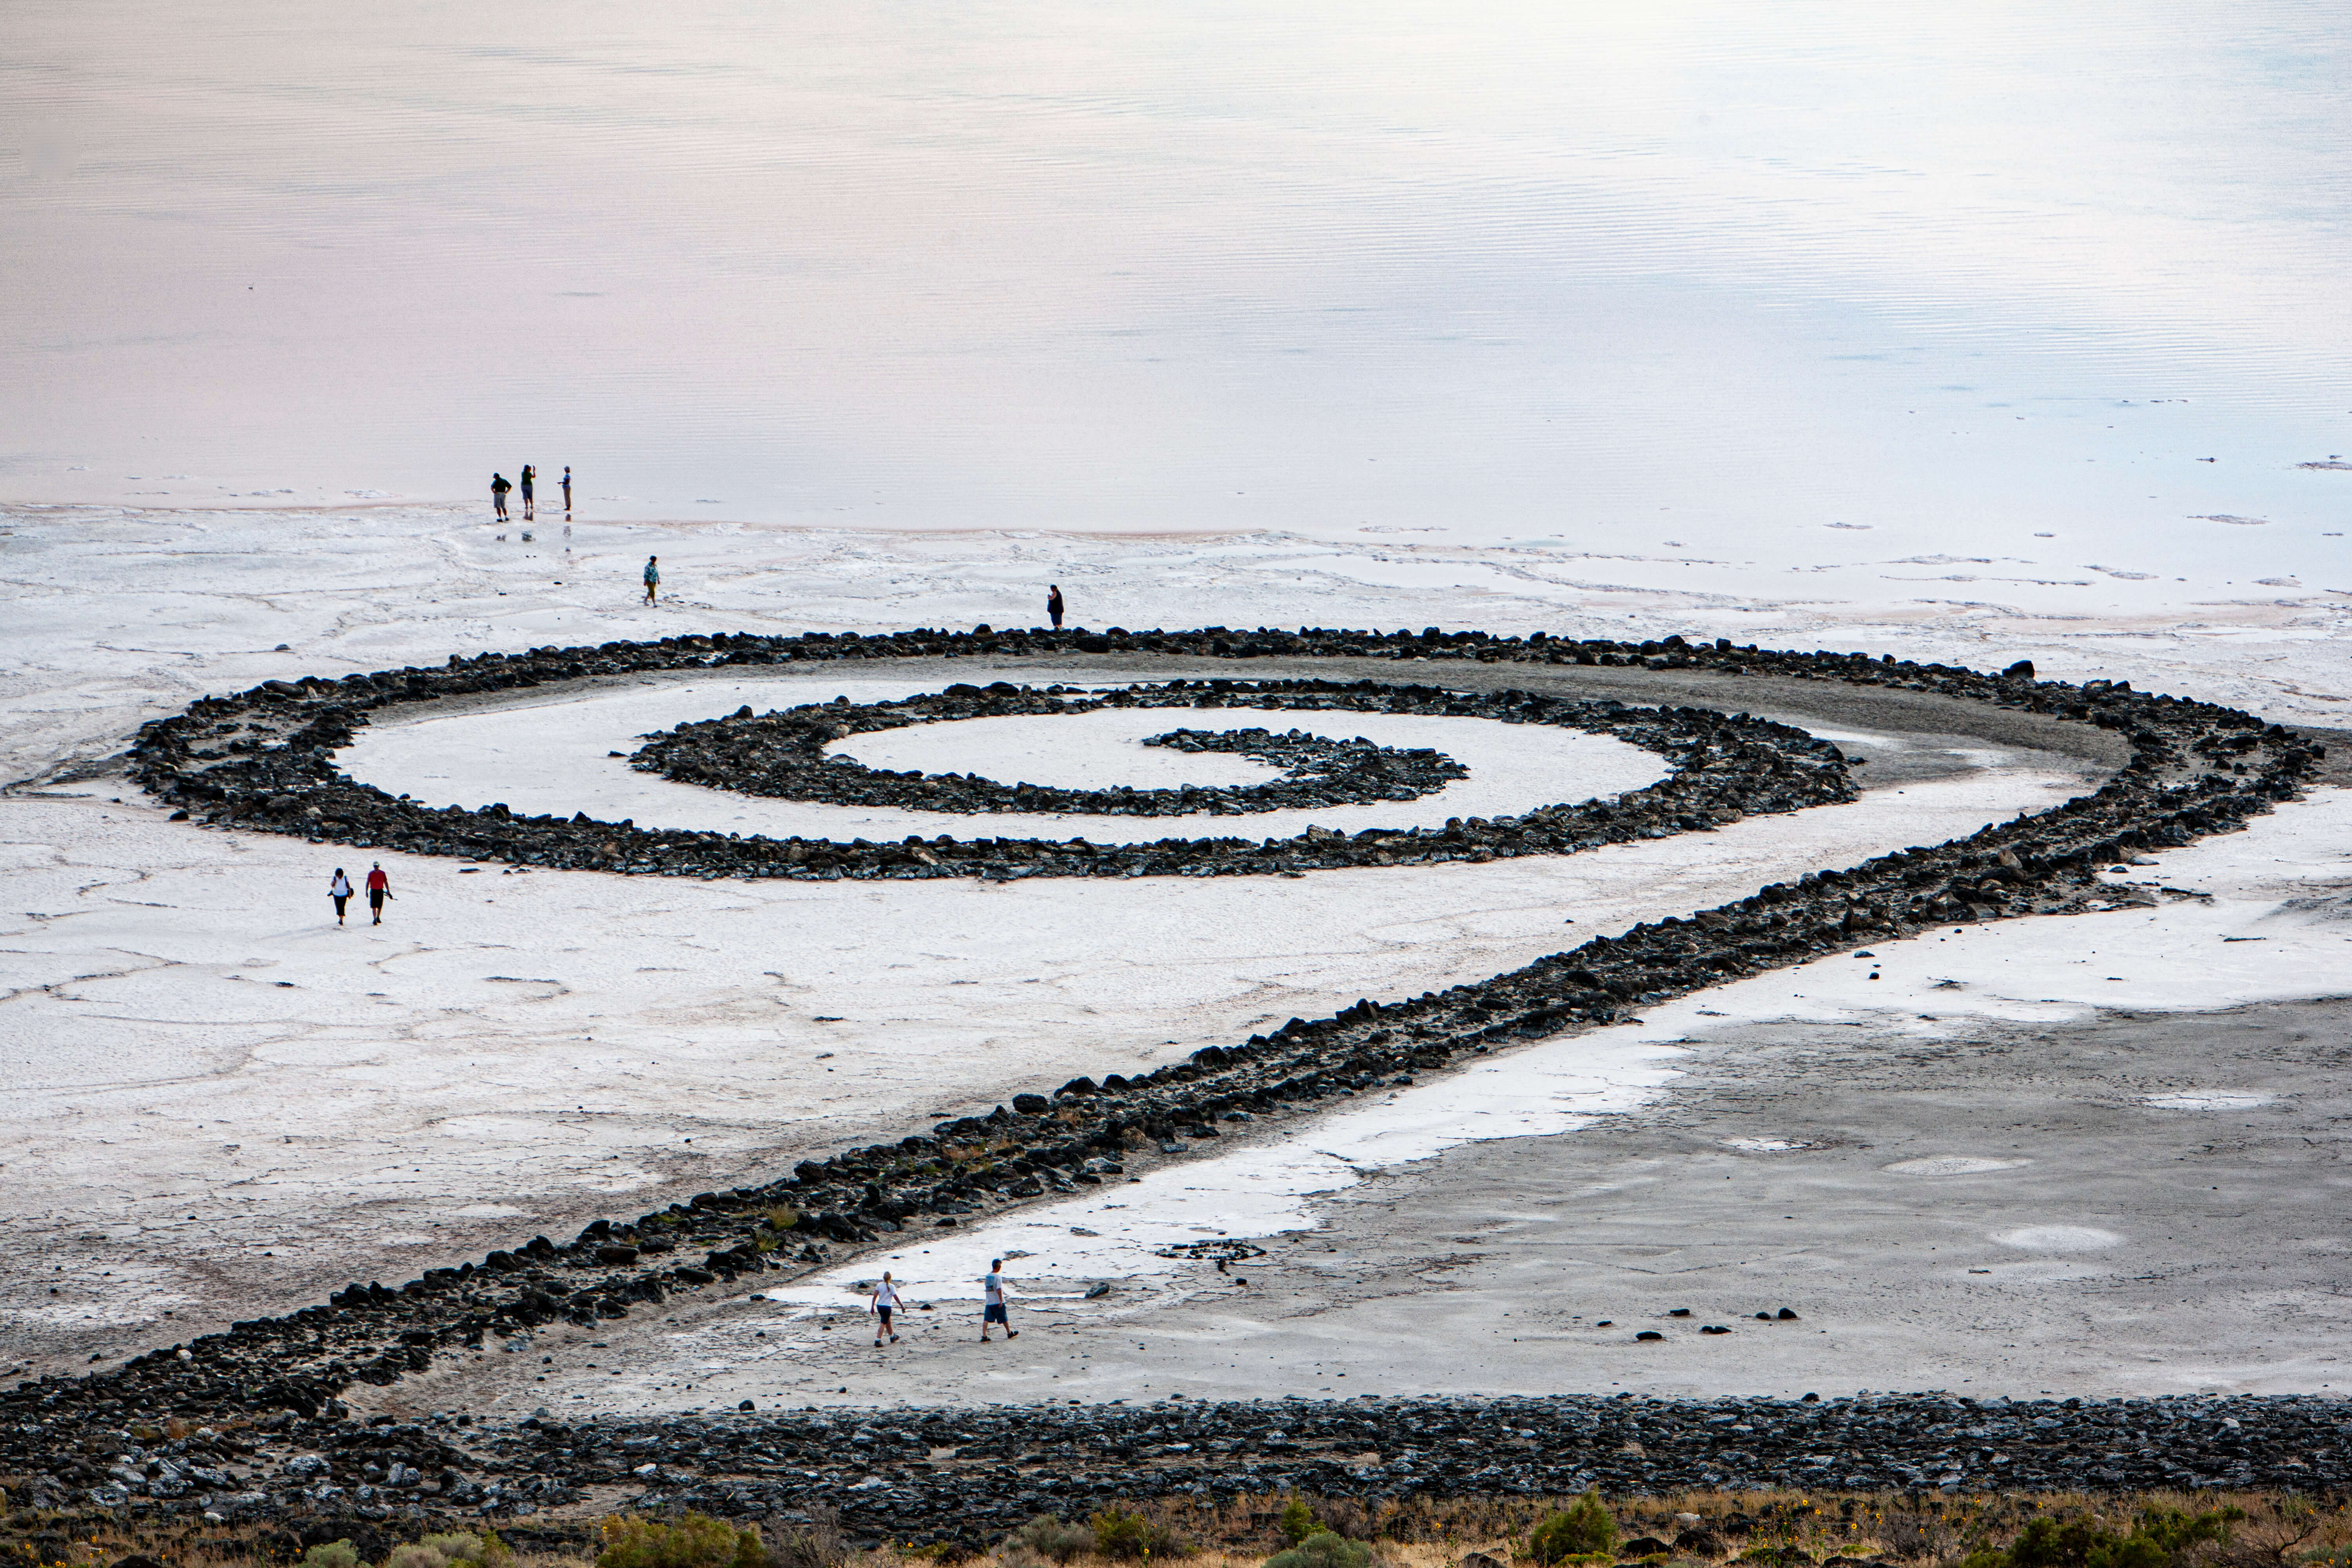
365,862 -> 391,925
643,555 -> 660,604
980,1258 -> 1016,1341
871,1272 -> 904,1347
560,466 -> 572,514
491,473 -> 512,520
328,867 -> 354,925
520,464 -> 536,521
1047,584 -> 1065,630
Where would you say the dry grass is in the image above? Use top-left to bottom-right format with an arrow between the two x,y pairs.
3,1489 -> 2347,1568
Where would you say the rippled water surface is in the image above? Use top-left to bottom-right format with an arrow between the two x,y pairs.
5,0 -> 2347,562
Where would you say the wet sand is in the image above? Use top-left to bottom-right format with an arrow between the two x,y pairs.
367,993 -> 2352,1420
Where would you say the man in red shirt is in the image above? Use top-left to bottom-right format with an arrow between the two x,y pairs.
365,863 -> 392,925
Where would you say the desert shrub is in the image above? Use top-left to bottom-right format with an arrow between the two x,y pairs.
1013,1516 -> 1098,1564
301,1543 -> 360,1568
1281,1500 -> 1321,1548
1874,1510 -> 1947,1563
1528,1494 -> 1619,1566
1266,1533 -> 1373,1568
1093,1509 -> 1152,1561
434,1534 -> 512,1568
766,1505 -> 845,1568
1316,1500 -> 1377,1544
1959,1510 -> 2245,1568
1089,1508 -> 1190,1561
597,1512 -> 769,1568
385,1547 -> 448,1568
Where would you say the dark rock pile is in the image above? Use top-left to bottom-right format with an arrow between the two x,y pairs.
632,682 -> 1476,815
131,666 -> 1856,879
588,1393 -> 2352,1537
5,1392 -> 2344,1535
3,630 -> 2318,1515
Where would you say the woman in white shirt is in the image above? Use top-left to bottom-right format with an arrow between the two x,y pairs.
328,868 -> 354,926
871,1272 -> 903,1346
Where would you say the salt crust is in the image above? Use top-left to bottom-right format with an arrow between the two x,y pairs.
342,676 -> 1671,845
4,499 -> 2347,1390
582,786 -> 2352,1409
0,716 -> 2075,1355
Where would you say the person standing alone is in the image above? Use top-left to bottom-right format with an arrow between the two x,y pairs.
561,466 -> 572,515
520,463 -> 536,521
365,862 -> 391,925
491,473 -> 512,520
643,555 -> 660,604
328,867 -> 353,925
1047,584 -> 1065,630
980,1258 -> 1016,1341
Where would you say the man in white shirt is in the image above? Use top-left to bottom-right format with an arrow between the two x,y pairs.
980,1259 -> 1017,1341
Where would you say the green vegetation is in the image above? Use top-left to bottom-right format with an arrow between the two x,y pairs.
385,1535 -> 510,1568
1088,1510 -> 1189,1561
1011,1518 -> 1096,1564
596,1513 -> 768,1568
1263,1534 -> 1371,1568
1960,1508 -> 2245,1568
1528,1494 -> 1618,1566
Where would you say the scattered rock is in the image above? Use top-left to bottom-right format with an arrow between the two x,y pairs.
3,629 -> 2317,1515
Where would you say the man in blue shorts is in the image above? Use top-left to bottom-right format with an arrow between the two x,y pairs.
980,1258 -> 1017,1341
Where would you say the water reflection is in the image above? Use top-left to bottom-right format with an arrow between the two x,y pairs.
3,0 -> 2346,561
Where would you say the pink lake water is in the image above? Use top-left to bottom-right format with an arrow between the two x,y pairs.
3,0 -> 2347,581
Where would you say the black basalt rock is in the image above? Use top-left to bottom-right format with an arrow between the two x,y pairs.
5,631 -> 2314,1460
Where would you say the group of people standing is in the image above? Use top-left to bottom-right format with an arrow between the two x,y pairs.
477,481 -> 1081,627
491,465 -> 571,521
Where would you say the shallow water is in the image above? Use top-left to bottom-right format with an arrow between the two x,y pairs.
4,0 -> 2347,575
